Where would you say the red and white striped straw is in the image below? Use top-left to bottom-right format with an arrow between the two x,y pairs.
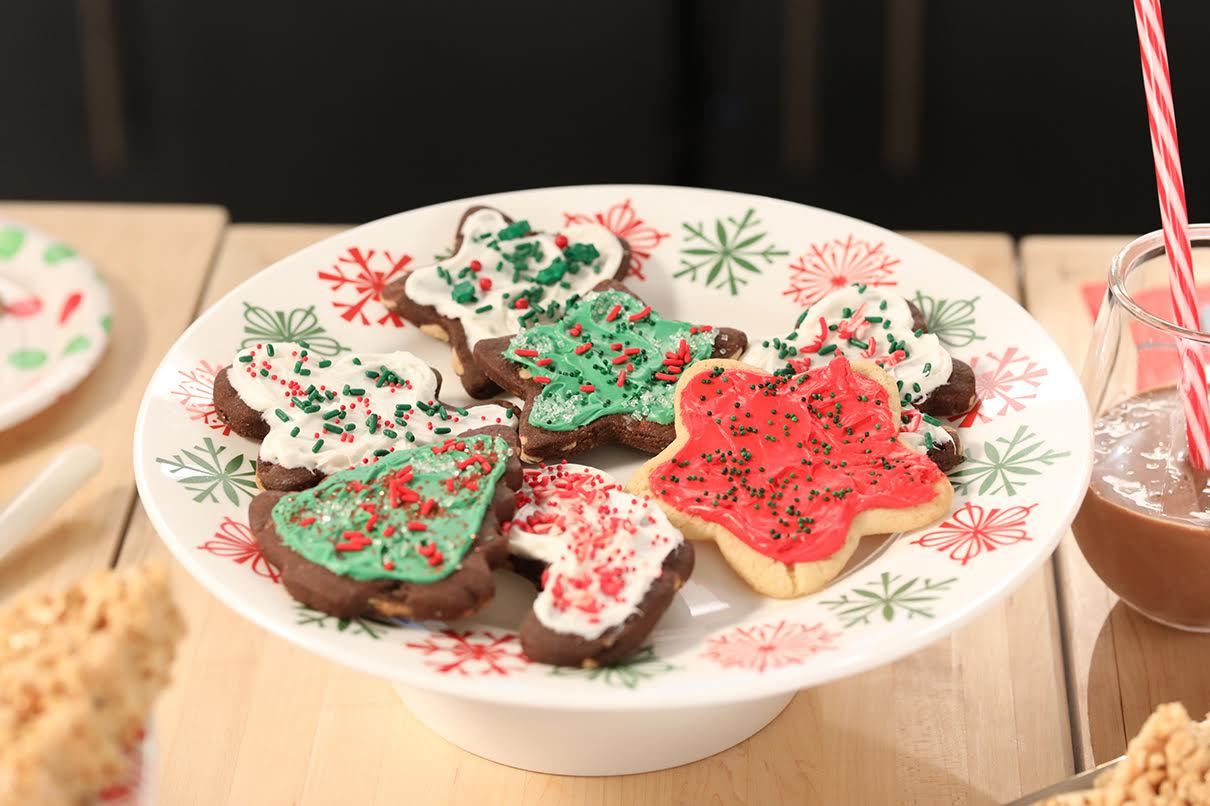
1133,0 -> 1210,469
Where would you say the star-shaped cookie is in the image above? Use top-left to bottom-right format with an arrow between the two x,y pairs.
381,206 -> 630,398
629,357 -> 953,598
743,284 -> 975,469
213,344 -> 517,491
473,280 -> 748,462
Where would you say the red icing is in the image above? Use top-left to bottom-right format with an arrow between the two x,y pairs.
649,359 -> 944,564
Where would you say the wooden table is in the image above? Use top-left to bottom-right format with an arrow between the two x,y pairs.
4,207 -> 1180,805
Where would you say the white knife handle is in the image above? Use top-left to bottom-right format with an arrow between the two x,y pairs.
0,445 -> 102,561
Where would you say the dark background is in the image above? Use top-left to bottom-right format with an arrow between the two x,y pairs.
2,1 -> 1204,234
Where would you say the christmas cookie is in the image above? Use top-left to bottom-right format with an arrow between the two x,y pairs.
473,280 -> 748,462
249,427 -> 521,621
213,343 -> 517,491
381,206 -> 629,398
629,358 -> 953,599
743,284 -> 975,470
507,463 -> 693,668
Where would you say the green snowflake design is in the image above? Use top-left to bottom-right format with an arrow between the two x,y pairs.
293,603 -> 398,639
910,291 -> 984,348
156,437 -> 258,505
676,208 -> 788,296
948,425 -> 1070,496
548,645 -> 677,688
240,302 -> 348,356
820,572 -> 956,628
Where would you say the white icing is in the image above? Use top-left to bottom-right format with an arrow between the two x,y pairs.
744,285 -> 955,451
508,463 -> 683,641
403,208 -> 625,348
228,343 -> 514,475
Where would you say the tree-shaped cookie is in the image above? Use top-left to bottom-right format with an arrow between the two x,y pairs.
474,280 -> 748,462
250,428 -> 521,621
744,284 -> 976,470
382,206 -> 630,398
630,358 -> 953,598
507,463 -> 693,668
213,344 -> 516,491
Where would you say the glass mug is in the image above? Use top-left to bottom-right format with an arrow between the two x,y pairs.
1073,226 -> 1210,632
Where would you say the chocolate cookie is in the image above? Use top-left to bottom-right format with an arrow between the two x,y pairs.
473,279 -> 748,462
250,427 -> 521,621
743,284 -> 976,468
381,206 -> 630,398
213,344 -> 517,492
507,463 -> 693,668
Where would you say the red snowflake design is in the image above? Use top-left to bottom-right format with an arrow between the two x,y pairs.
317,247 -> 412,326
701,620 -> 838,673
959,346 -> 1049,425
405,629 -> 530,676
563,198 -> 670,281
196,517 -> 281,583
170,359 -> 229,434
783,235 -> 900,306
911,502 -> 1036,565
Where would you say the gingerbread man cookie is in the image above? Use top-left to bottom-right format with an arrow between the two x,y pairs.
381,206 -> 630,398
744,284 -> 975,470
213,343 -> 516,491
507,463 -> 693,668
473,280 -> 748,462
250,428 -> 521,621
629,358 -> 953,598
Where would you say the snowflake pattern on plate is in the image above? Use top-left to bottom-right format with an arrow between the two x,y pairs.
155,437 -> 258,505
563,198 -> 669,281
783,236 -> 899,306
317,246 -> 412,327
701,621 -> 838,673
197,516 -> 280,582
169,359 -> 229,434
548,645 -> 677,688
956,346 -> 1049,425
911,502 -> 1036,566
404,629 -> 530,676
677,208 -> 788,296
948,425 -> 1070,496
294,603 -> 398,640
821,573 -> 956,628
910,291 -> 984,348
240,302 -> 349,356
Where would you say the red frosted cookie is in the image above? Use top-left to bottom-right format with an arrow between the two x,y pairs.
629,358 -> 953,598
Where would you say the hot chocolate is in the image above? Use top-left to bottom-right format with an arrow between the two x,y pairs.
1073,385 -> 1210,629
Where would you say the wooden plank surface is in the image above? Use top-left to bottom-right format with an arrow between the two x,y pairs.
1021,235 -> 1210,771
0,202 -> 226,602
116,225 -> 1073,805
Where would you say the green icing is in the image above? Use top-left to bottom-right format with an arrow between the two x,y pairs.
272,434 -> 510,583
504,289 -> 717,430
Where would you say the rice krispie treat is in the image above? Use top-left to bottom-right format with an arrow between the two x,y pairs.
0,564 -> 183,806
1039,703 -> 1210,806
